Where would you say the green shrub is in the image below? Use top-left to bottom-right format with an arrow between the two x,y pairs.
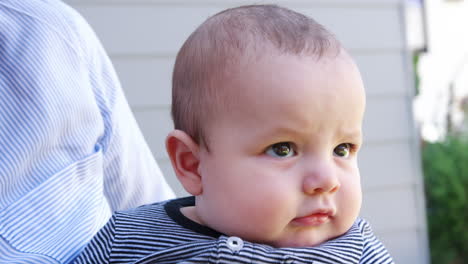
422,135 -> 468,264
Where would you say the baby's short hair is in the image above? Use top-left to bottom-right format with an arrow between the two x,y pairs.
172,4 -> 341,148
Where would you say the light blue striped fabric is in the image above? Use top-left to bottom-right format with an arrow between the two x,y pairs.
0,0 -> 175,263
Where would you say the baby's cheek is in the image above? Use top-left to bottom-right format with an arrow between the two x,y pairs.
337,180 -> 362,225
248,195 -> 293,229
239,204 -> 287,241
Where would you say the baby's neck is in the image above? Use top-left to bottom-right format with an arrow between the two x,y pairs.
180,206 -> 206,226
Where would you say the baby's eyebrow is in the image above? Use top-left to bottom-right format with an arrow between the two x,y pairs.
339,129 -> 362,142
267,126 -> 305,138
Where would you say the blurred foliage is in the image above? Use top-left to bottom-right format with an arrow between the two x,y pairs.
422,135 -> 468,264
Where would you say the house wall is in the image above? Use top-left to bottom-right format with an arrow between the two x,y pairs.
64,0 -> 430,262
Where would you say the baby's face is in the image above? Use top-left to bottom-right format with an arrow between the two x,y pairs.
195,52 -> 366,247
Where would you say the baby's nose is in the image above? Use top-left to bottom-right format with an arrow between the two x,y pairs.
302,161 -> 340,195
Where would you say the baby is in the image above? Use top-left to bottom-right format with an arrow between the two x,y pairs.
75,5 -> 394,264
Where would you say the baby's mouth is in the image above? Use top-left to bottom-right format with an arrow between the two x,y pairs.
291,210 -> 334,226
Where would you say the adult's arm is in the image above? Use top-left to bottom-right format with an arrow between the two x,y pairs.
0,0 -> 174,263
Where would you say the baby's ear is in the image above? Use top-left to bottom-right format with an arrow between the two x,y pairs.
166,130 -> 203,195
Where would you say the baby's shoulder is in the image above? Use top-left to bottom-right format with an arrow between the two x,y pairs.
112,200 -> 172,230
354,218 -> 377,238
355,218 -> 371,229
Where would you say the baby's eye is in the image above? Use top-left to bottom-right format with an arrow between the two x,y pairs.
265,142 -> 295,158
333,143 -> 352,158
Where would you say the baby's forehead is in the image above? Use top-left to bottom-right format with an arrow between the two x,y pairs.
210,50 -> 357,106
213,48 -> 351,85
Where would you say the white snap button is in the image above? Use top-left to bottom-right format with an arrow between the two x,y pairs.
226,236 -> 243,253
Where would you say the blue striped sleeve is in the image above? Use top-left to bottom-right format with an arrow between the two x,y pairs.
0,0 -> 174,263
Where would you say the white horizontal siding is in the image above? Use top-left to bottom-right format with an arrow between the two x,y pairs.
359,140 -> 417,189
72,5 -> 404,55
377,229 -> 428,264
133,109 -> 172,160
66,0 -> 401,7
364,97 -> 413,142
353,52 -> 409,97
113,57 -> 173,107
361,187 -> 428,263
361,186 -> 419,232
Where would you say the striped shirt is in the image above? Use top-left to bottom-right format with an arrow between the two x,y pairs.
0,0 -> 175,263
75,197 -> 395,264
